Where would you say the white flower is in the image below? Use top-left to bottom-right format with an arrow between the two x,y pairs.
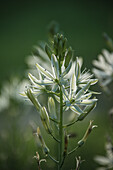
25,43 -> 51,75
0,77 -> 29,112
92,49 -> 113,89
94,139 -> 113,170
23,34 -> 98,122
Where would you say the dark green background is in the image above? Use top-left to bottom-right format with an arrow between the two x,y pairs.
0,0 -> 113,82
0,0 -> 113,169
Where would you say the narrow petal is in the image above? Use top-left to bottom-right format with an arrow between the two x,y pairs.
75,82 -> 91,100
94,156 -> 110,166
52,84 -> 58,92
28,73 -> 43,88
76,99 -> 98,105
70,74 -> 77,97
61,60 -> 72,77
70,105 -> 82,115
36,63 -> 54,80
51,54 -> 59,79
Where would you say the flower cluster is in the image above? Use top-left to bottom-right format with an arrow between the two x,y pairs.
22,34 -> 98,121
21,33 -> 98,168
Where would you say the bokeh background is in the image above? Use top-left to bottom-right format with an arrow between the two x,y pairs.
0,0 -> 113,169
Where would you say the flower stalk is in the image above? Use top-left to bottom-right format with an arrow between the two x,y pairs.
21,31 -> 98,169
58,80 -> 63,169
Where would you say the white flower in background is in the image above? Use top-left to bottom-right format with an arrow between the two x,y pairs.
0,77 -> 29,112
92,49 -> 113,91
25,42 -> 51,76
94,139 -> 113,170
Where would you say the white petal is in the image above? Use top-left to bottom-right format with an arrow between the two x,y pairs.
51,54 -> 59,79
36,63 -> 54,80
75,82 -> 91,100
102,49 -> 111,64
94,156 -> 110,166
77,99 -> 98,105
28,73 -> 43,88
52,84 -> 58,92
54,95 -> 60,103
61,60 -> 72,77
70,74 -> 77,97
70,105 -> 82,115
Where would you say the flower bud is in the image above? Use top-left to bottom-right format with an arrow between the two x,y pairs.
63,132 -> 69,157
48,97 -> 57,119
53,33 -> 68,61
77,102 -> 97,121
26,89 -> 41,111
65,47 -> 73,68
40,107 -> 52,134
54,35 -> 58,47
58,39 -> 63,56
78,120 -> 97,147
45,44 -> 52,60
37,127 -> 49,155
63,38 -> 67,50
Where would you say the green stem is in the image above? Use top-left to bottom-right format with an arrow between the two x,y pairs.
68,146 -> 79,155
49,117 -> 60,124
48,154 -> 59,164
58,60 -> 64,170
50,133 -> 60,143
63,119 -> 77,128
58,84 -> 63,169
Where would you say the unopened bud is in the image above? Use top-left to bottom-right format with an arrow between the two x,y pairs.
45,44 -> 52,59
26,89 -> 41,111
37,127 -> 49,155
78,120 -> 97,147
65,47 -> 73,68
40,107 -> 52,134
77,102 -> 97,121
63,132 -> 69,157
48,97 -> 57,119
63,38 -> 67,51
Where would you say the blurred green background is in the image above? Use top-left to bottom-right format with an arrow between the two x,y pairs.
0,0 -> 113,169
